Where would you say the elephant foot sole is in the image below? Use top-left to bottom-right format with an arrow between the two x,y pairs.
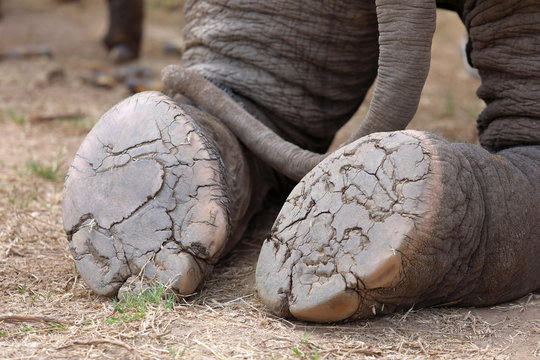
256,131 -> 479,322
63,92 -> 233,297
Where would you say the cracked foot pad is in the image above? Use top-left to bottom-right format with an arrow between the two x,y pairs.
256,131 -> 447,322
63,91 -> 230,296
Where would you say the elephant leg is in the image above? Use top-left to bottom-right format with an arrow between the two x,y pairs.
462,0 -> 540,151
256,131 -> 540,322
181,0 -> 379,153
103,0 -> 143,63
256,0 -> 540,322
63,91 -> 276,296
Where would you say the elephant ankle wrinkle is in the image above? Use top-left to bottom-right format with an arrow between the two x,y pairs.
447,143 -> 540,305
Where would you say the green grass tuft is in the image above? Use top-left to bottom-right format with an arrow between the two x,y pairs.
290,332 -> 320,359
8,110 -> 27,125
116,283 -> 176,312
443,90 -> 456,117
26,158 -> 63,181
3,323 -> 67,337
105,283 -> 176,324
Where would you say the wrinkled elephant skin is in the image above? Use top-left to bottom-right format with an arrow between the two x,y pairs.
63,0 -> 540,323
256,131 -> 540,321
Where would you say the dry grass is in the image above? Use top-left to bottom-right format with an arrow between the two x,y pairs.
1,112 -> 539,360
1,198 -> 538,360
0,1 -> 539,359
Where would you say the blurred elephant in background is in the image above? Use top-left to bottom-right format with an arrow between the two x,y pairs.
102,0 -> 143,63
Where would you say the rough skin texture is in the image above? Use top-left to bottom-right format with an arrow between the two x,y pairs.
256,131 -> 475,321
463,0 -> 540,150
63,92 -> 251,296
62,0 -> 540,323
182,0 -> 379,152
256,131 -> 540,322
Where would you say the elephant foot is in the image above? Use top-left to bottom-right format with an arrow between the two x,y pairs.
256,131 -> 540,322
63,91 -> 256,297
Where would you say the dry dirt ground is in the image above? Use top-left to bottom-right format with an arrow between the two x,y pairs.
0,1 -> 539,359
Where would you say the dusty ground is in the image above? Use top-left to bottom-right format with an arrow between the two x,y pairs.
0,1 -> 538,359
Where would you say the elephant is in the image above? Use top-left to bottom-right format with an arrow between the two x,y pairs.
0,0 -> 143,62
102,0 -> 143,63
62,0 -> 540,322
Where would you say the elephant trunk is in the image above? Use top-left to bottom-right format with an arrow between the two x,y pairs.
163,0 -> 437,181
344,0 -> 437,144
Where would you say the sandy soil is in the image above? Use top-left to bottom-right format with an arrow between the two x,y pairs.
0,1 -> 538,359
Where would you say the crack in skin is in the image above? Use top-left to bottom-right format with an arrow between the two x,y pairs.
257,131 -> 515,322
256,132 -> 443,321
95,138 -> 163,170
63,92 -> 233,296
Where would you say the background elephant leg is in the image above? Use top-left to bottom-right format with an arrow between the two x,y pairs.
103,0 -> 143,63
